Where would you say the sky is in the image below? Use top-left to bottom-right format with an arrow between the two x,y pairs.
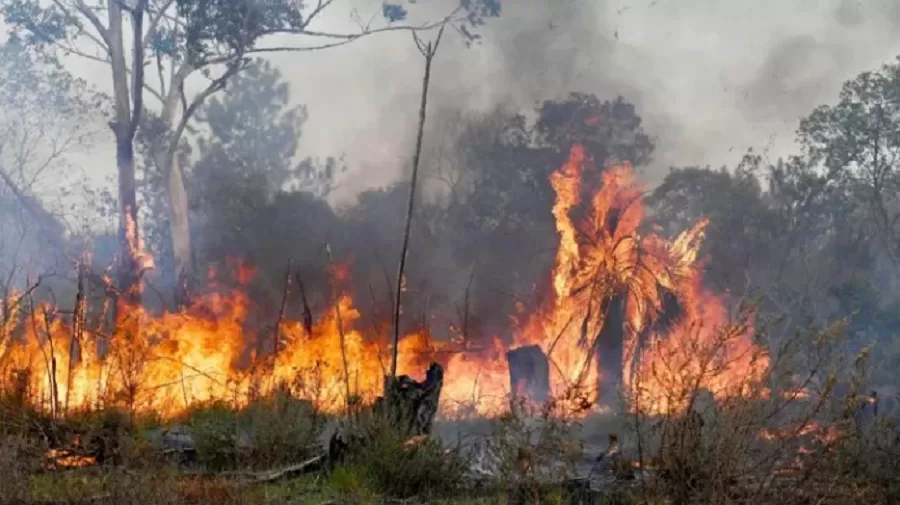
42,0 -> 900,207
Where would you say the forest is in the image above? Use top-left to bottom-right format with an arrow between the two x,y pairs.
0,1 -> 899,504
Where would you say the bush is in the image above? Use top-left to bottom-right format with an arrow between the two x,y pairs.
335,413 -> 470,500
184,389 -> 323,470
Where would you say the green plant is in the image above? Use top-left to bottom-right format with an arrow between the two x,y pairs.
183,388 -> 323,471
336,413 -> 470,500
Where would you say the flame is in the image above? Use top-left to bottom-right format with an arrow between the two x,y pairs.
0,144 -> 767,419
439,145 -> 768,416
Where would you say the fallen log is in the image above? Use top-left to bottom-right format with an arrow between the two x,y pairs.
507,345 -> 550,412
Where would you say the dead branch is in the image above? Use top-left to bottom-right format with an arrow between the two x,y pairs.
326,244 -> 352,413
235,454 -> 325,485
390,24 -> 445,380
294,271 -> 314,336
274,260 -> 293,357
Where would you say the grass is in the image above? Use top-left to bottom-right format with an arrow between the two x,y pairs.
3,319 -> 900,504
3,392 -> 899,505
12,469 -> 506,505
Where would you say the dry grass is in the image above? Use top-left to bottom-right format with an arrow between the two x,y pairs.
1,307 -> 900,505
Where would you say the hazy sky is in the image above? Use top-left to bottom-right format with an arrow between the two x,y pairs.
53,0 -> 900,207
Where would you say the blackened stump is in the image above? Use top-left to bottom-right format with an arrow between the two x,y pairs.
328,363 -> 444,466
378,362 -> 444,437
506,345 -> 550,411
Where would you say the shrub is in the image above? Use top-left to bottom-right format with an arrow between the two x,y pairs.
335,412 -> 470,500
184,388 -> 323,470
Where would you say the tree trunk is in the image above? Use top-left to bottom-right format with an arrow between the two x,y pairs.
328,363 -> 443,466
506,345 -> 550,412
106,0 -> 144,319
597,294 -> 627,407
166,155 -> 192,305
116,133 -> 141,310
157,88 -> 194,307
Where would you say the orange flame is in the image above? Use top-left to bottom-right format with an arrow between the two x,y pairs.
0,144 -> 768,419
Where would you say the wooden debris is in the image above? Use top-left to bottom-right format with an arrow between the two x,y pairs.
238,454 -> 325,485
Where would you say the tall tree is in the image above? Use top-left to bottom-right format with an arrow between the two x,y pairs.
442,94 -> 654,338
187,58 -> 340,271
0,38 -> 98,291
797,58 -> 900,272
648,163 -> 782,295
0,0 -> 501,304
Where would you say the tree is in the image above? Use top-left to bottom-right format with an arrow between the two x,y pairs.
797,58 -> 900,272
648,163 -> 782,295
192,58 -> 338,198
0,38 -> 98,293
441,94 -> 655,339
0,0 -> 502,304
187,58 -> 340,280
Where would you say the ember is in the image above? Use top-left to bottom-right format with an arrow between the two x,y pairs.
44,448 -> 97,470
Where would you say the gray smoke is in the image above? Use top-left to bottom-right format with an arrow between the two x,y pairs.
271,0 -> 900,203
22,0 -> 900,208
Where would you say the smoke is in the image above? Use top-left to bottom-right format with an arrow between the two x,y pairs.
258,0 -> 900,205
6,0 -> 900,304
16,0 -> 900,207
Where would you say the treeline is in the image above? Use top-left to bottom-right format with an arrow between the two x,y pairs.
3,41 -> 900,373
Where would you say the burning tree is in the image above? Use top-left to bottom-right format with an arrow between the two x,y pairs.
472,139 -> 767,416
544,144 -> 686,406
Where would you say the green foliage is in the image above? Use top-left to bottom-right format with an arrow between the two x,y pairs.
336,415 -> 469,500
176,0 -> 303,63
648,163 -> 781,293
192,58 -> 339,197
182,401 -> 239,471
0,0 -> 73,48
648,56 -> 900,361
184,57 -> 342,303
328,464 -> 381,504
182,391 -> 322,471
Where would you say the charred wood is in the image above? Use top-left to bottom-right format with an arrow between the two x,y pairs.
506,345 -> 550,412
328,363 -> 444,466
378,362 -> 444,438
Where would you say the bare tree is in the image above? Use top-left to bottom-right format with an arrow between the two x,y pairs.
390,24 -> 444,380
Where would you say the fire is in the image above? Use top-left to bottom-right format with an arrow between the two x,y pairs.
0,143 -> 767,419
441,145 -> 768,416
44,448 -> 97,469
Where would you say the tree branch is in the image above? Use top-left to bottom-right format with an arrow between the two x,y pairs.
248,12 -> 458,55
141,0 -> 177,49
72,0 -> 112,46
